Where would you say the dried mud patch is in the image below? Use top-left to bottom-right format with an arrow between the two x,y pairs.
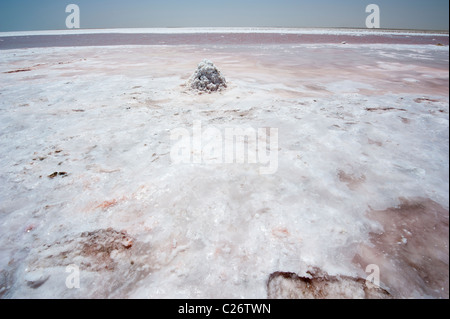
23,228 -> 154,298
32,228 -> 135,272
337,170 -> 366,191
354,197 -> 449,298
267,270 -> 391,299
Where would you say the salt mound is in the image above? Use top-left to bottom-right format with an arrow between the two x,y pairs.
188,59 -> 227,92
267,271 -> 392,299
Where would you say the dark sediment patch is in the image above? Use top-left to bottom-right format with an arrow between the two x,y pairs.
267,269 -> 391,299
337,170 -> 366,190
354,197 -> 449,298
414,97 -> 440,103
366,107 -> 407,112
3,68 -> 32,74
19,228 -> 155,298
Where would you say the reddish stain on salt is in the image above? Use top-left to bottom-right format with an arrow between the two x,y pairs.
354,197 -> 449,298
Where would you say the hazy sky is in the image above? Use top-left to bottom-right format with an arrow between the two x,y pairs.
0,0 -> 448,31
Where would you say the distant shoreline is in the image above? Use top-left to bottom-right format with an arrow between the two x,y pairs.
1,27 -> 449,38
1,28 -> 448,50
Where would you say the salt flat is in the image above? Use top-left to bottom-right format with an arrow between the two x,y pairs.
0,38 -> 448,298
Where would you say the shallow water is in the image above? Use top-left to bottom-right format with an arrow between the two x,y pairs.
0,31 -> 448,50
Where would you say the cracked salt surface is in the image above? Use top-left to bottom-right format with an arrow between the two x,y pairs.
0,41 -> 448,298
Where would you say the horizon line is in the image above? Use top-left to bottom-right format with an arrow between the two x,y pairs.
1,27 -> 449,38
